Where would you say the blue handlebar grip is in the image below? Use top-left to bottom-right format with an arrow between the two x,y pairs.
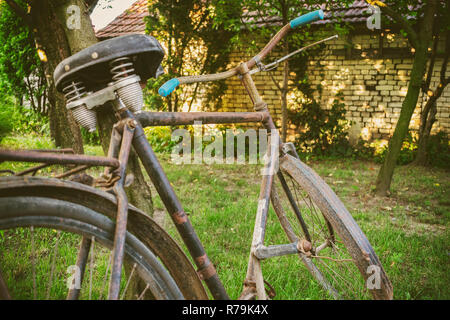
158,78 -> 180,97
290,10 -> 324,29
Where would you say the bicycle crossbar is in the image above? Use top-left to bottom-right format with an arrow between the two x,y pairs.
136,111 -> 269,127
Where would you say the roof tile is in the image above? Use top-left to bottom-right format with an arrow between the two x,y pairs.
95,1 -> 394,39
96,0 -> 148,39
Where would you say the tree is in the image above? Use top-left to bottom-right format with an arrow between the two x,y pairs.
414,29 -> 449,166
4,0 -> 154,215
240,0 -> 304,141
145,0 -> 241,113
3,0 -> 85,154
239,1 -> 354,142
372,0 -> 443,195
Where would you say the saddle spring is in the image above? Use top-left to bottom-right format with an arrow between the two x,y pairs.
109,57 -> 143,114
62,80 -> 97,132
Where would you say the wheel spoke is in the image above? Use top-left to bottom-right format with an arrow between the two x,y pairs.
89,236 -> 95,300
314,240 -> 330,255
275,165 -> 376,299
30,226 -> 37,300
99,252 -> 113,300
121,263 -> 137,300
46,230 -> 61,299
137,283 -> 150,300
67,236 -> 92,300
0,197 -> 186,300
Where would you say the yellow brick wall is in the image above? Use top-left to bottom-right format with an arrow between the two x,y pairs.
219,32 -> 450,142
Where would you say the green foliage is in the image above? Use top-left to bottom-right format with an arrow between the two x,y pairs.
145,0 -> 241,112
143,74 -> 172,111
0,94 -> 15,142
144,126 -> 178,153
351,131 -> 449,168
0,1 -> 47,114
80,127 -> 100,146
426,132 -> 450,168
289,94 -> 352,157
375,131 -> 418,165
0,93 -> 49,140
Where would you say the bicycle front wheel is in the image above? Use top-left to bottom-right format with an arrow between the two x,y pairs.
0,176 -> 208,300
272,154 -> 393,300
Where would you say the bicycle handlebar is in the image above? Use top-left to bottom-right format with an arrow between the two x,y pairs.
158,9 -> 324,97
158,78 -> 180,97
289,9 -> 324,29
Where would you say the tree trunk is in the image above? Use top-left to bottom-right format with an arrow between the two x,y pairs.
281,40 -> 289,143
280,3 -> 289,142
50,0 -> 154,215
50,0 -> 154,299
375,1 -> 437,196
30,0 -> 84,154
375,45 -> 429,195
414,99 -> 437,165
414,31 -> 449,166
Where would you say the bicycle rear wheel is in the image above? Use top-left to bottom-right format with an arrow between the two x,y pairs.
273,154 -> 393,300
0,177 -> 208,300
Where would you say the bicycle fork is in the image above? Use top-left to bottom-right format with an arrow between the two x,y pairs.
240,132 -> 278,300
237,61 -> 280,300
237,62 -> 313,300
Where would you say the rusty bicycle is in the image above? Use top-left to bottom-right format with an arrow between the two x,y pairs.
0,10 -> 393,300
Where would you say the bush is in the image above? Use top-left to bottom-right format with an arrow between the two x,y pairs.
80,127 -> 100,146
0,93 -> 49,142
143,124 -> 269,164
144,126 -> 178,153
350,132 -> 417,165
426,132 -> 450,168
352,131 -> 449,168
288,94 -> 352,157
374,131 -> 418,165
0,95 -> 14,142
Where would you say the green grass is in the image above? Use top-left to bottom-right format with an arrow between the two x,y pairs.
0,135 -> 449,299
149,155 -> 449,300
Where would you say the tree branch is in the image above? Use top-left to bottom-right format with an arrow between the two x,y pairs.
439,31 -> 450,84
4,0 -> 33,27
423,20 -> 439,92
379,4 -> 419,49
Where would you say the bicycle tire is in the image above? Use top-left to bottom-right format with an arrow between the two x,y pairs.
273,154 -> 393,300
0,176 -> 208,300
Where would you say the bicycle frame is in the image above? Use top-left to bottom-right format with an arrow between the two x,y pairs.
0,59 -> 309,300
114,61 -> 299,300
0,9 -> 330,300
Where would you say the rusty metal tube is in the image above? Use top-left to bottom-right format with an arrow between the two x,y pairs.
136,111 -> 269,127
120,109 -> 230,300
16,164 -> 51,176
0,149 -> 120,168
66,236 -> 92,300
108,122 -> 135,300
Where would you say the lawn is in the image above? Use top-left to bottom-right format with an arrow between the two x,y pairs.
0,134 -> 449,300
152,153 -> 449,300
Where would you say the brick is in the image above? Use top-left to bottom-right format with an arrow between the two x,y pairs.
377,85 -> 394,91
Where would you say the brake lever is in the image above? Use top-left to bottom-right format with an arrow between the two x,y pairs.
248,34 -> 338,76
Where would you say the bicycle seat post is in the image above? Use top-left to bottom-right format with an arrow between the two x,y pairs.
108,119 -> 136,300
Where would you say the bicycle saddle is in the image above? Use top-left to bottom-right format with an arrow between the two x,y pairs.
53,34 -> 165,92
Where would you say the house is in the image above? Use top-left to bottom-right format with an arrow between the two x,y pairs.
95,0 -> 449,141
95,0 -> 148,40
